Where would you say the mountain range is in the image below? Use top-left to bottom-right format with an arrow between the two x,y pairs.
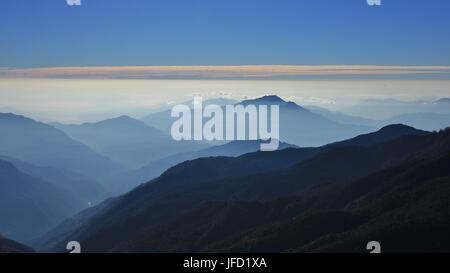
104,139 -> 297,196
2,95 -> 450,252
141,98 -> 238,136
32,124 -> 446,252
0,113 -> 122,180
0,155 -> 104,205
53,115 -> 207,169
307,104 -> 450,132
339,98 -> 450,120
142,95 -> 374,147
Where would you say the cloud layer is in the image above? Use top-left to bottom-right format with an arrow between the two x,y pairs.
1,65 -> 450,79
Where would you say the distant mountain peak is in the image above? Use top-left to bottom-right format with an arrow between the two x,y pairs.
116,114 -> 133,120
259,95 -> 285,103
0,112 -> 32,122
240,95 -> 285,104
103,115 -> 136,123
77,115 -> 144,128
327,123 -> 430,149
241,95 -> 306,110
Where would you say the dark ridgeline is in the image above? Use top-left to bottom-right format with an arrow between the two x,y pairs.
32,124 -> 450,253
107,139 -> 297,196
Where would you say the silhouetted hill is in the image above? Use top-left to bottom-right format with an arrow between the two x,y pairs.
34,125 -> 446,252
208,151 -> 450,252
0,159 -> 84,242
106,139 -> 297,196
108,130 -> 450,252
196,139 -> 297,157
0,113 -> 123,180
106,123 -> 417,198
326,124 -> 430,148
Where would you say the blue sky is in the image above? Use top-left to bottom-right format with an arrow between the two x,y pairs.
1,0 -> 450,67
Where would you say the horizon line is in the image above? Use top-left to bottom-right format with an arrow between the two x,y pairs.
1,65 -> 450,80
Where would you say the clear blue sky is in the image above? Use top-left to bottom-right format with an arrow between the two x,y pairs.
1,0 -> 450,67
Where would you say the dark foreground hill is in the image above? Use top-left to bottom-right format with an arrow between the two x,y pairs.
34,125 -> 449,253
106,139 -> 297,196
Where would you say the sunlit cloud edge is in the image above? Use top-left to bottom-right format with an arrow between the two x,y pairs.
1,65 -> 450,79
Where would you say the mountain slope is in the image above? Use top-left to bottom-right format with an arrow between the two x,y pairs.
90,129 -> 450,252
116,124 -> 426,197
0,234 -> 34,253
34,125 -> 437,252
0,113 -> 122,180
53,115 -> 206,168
305,105 -> 381,127
240,96 -> 375,147
208,152 -> 450,252
325,124 -> 430,148
0,155 -> 104,205
0,160 -> 84,242
106,140 -> 297,196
